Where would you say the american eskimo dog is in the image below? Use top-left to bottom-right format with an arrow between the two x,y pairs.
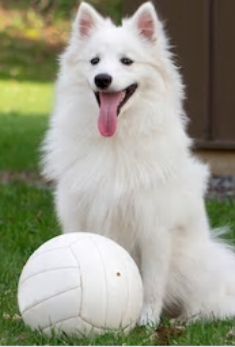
41,2 -> 235,325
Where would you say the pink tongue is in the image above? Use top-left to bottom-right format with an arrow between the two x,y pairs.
98,92 -> 123,137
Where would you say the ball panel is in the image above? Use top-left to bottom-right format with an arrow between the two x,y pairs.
93,236 -> 132,328
19,248 -> 78,285
30,233 -> 91,258
22,287 -> 81,330
18,268 -> 81,315
42,316 -> 103,338
70,238 -> 108,328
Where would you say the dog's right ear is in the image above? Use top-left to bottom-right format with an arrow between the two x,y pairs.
74,2 -> 104,38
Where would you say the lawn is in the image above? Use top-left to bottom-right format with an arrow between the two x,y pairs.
1,1 -> 235,346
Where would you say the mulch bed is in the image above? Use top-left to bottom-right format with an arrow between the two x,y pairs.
0,170 -> 235,198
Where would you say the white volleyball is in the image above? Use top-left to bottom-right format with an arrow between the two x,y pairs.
17,232 -> 143,338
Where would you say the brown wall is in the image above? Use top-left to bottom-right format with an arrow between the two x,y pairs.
124,0 -> 235,149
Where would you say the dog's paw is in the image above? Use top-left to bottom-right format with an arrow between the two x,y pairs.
138,305 -> 160,327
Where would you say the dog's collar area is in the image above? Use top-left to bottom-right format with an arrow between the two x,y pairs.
95,83 -> 138,116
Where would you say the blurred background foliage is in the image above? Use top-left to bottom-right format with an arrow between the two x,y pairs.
0,0 -> 121,21
0,0 -> 122,82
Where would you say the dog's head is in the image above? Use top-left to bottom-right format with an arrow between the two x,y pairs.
62,2 -> 181,137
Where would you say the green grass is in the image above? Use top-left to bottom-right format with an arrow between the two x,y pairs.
1,2 -> 235,345
1,187 -> 235,345
0,81 -> 52,170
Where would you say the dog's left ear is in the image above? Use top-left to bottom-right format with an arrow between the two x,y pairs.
74,2 -> 104,38
130,2 -> 159,42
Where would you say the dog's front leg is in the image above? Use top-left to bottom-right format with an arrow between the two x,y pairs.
138,228 -> 170,326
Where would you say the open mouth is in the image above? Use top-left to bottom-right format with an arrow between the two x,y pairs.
94,83 -> 138,137
95,83 -> 138,116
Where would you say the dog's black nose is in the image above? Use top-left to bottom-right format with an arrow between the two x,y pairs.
94,74 -> 112,90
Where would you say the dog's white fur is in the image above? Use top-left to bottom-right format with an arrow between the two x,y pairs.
41,2 -> 235,325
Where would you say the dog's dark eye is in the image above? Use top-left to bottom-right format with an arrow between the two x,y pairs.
90,57 -> 100,65
120,57 -> 133,66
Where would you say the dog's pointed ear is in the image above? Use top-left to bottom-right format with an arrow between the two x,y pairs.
131,2 -> 159,42
75,2 -> 103,37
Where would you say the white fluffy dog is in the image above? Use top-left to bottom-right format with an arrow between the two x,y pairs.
41,1 -> 235,325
